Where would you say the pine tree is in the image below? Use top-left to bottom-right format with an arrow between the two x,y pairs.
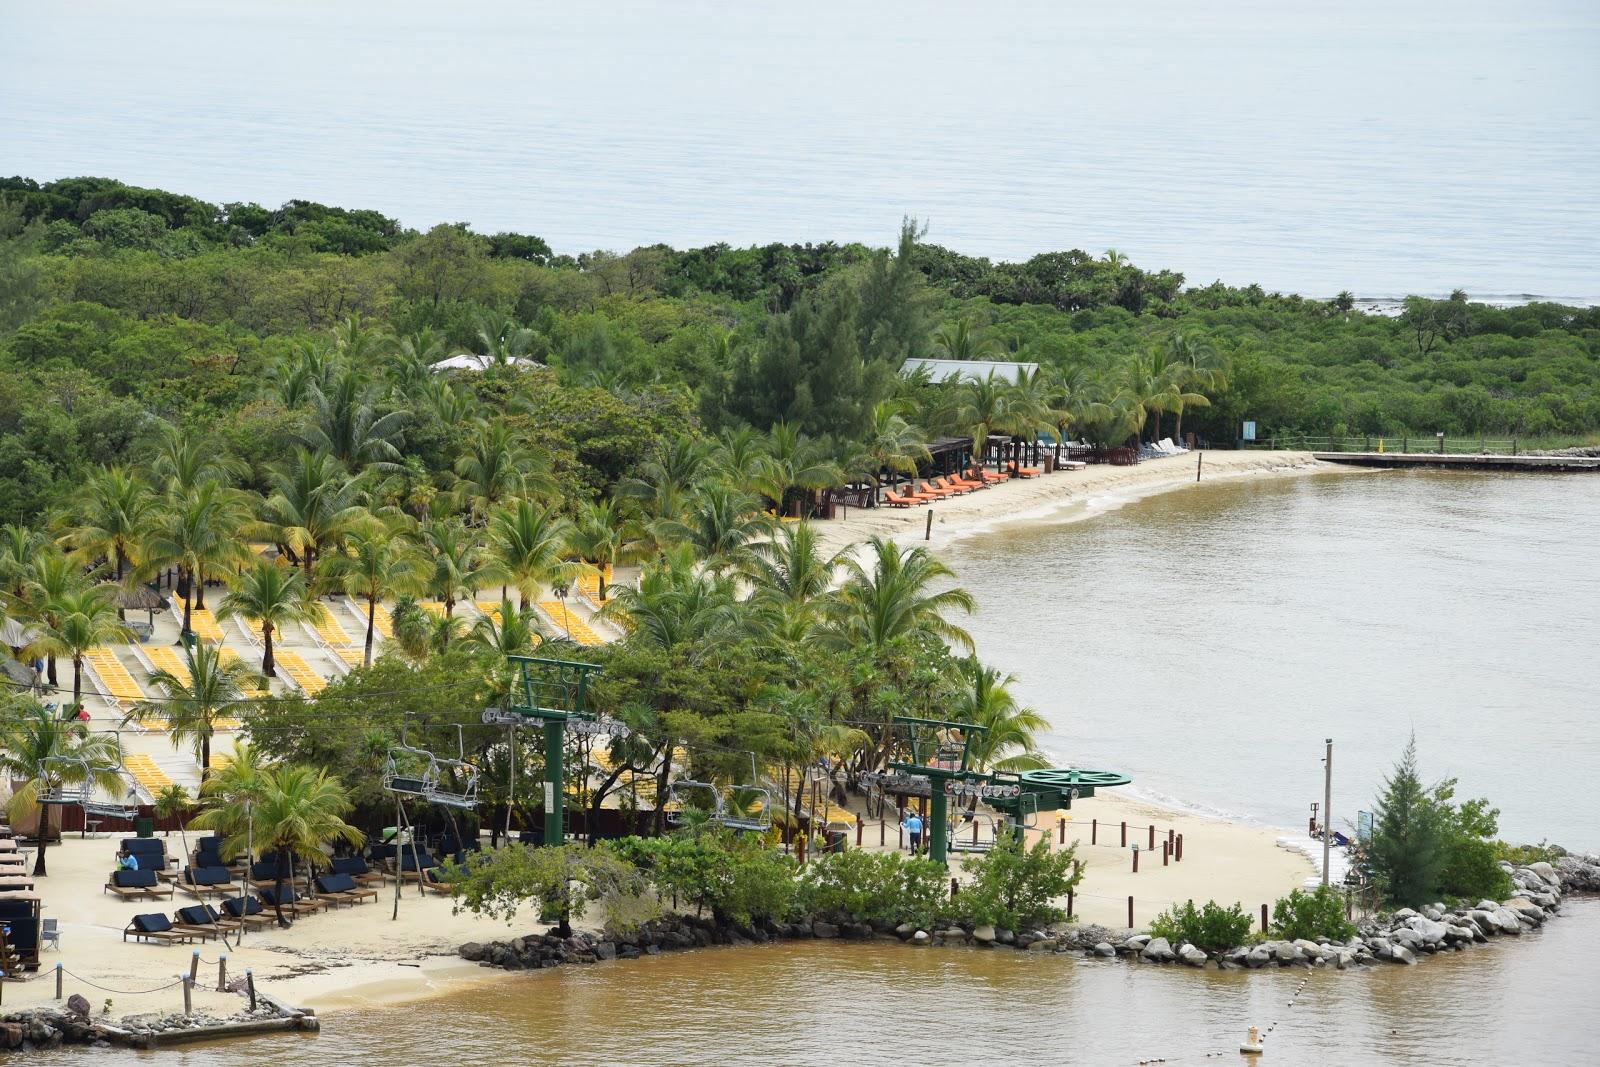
1366,735 -> 1445,907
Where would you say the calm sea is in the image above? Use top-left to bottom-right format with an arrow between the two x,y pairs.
943,469 -> 1600,851
3,0 -> 1597,300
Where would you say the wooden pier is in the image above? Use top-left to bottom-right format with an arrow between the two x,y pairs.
1313,451 -> 1600,472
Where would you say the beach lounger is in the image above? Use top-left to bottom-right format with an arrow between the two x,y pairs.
220,895 -> 275,928
258,885 -> 326,917
949,471 -> 985,489
969,466 -> 1007,484
882,491 -> 921,508
105,868 -> 174,900
1006,462 -> 1042,478
172,904 -> 237,939
123,913 -> 195,944
934,476 -> 971,495
314,873 -> 378,906
417,867 -> 455,895
916,480 -> 955,498
181,865 -> 236,898
330,856 -> 385,886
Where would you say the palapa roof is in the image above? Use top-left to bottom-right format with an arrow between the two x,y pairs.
99,581 -> 168,611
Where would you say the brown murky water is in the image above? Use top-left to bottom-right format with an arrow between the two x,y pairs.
55,898 -> 1596,1066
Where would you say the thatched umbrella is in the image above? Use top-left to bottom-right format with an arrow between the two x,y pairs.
98,581 -> 169,626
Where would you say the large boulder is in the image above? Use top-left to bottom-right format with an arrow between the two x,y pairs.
813,922 -> 840,939
1293,938 -> 1326,960
1092,942 -> 1116,958
1026,938 -> 1059,952
971,924 -> 997,945
1245,945 -> 1273,968
1178,944 -> 1208,967
1527,861 -> 1558,886
1489,908 -> 1523,935
1504,898 -> 1545,924
910,930 -> 930,946
1141,937 -> 1176,962
1389,944 -> 1417,965
1124,934 -> 1152,952
1407,917 -> 1450,946
1274,941 -> 1302,964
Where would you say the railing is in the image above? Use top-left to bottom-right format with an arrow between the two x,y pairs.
1251,433 -> 1523,455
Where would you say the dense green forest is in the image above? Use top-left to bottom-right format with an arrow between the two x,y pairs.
1,174 -> 1597,524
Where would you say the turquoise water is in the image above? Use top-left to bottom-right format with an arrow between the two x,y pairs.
3,0 -> 1597,298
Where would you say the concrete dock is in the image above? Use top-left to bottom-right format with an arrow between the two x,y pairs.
1313,451 -> 1600,472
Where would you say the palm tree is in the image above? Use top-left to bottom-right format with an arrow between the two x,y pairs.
485,499 -> 584,610
386,327 -> 445,396
57,466 -> 156,580
297,369 -> 408,471
710,426 -> 769,495
932,317 -> 1004,361
567,499 -> 647,603
216,560 -> 323,674
248,448 -> 366,579
195,762 -> 361,927
950,658 -> 1050,773
0,524 -> 45,598
154,783 -> 193,873
616,438 -> 711,525
18,547 -> 90,689
469,310 -> 542,368
825,536 -> 975,653
453,419 -> 554,520
321,520 -> 428,666
148,425 -> 244,498
466,599 -> 544,657
0,700 -> 125,875
141,481 -> 250,639
1165,334 -> 1226,444
948,372 -> 1012,472
416,519 -> 492,617
755,422 -> 842,518
599,547 -> 739,653
27,586 -> 133,710
392,597 -> 466,661
855,401 -> 931,503
132,643 -> 261,781
740,521 -> 839,610
650,484 -> 770,571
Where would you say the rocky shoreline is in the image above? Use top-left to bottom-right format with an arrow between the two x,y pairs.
460,855 -> 1599,975
0,996 -> 315,1052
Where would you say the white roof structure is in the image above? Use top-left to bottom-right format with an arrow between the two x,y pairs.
430,354 -> 544,373
900,358 -> 1038,383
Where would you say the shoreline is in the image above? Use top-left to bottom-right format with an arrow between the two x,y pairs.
809,450 -> 1347,563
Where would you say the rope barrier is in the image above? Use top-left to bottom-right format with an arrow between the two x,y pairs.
58,966 -> 185,996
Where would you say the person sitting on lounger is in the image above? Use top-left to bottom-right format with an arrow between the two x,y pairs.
117,850 -> 138,871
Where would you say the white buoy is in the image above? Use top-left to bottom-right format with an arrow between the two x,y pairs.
1240,1026 -> 1264,1054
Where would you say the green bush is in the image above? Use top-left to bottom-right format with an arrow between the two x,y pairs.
1147,899 -> 1253,954
797,848 -> 948,929
1493,840 -> 1566,866
1271,886 -> 1354,943
617,830 -> 798,928
953,836 -> 1082,932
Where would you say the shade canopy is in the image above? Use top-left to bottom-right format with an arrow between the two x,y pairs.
99,582 -> 168,611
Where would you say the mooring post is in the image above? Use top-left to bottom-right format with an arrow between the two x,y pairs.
182,975 -> 192,1017
246,969 -> 256,1012
1121,821 -> 1127,847
1163,841 -> 1170,866
1067,889 -> 1074,918
1260,904 -> 1269,933
1132,845 -> 1139,873
1058,816 -> 1065,845
1128,896 -> 1134,928
55,962 -> 62,1000
1091,818 -> 1097,844
1168,828 -> 1175,850
1176,833 -> 1184,862
1148,824 -> 1155,850
189,950 -> 200,985
924,510 -> 933,541
217,954 -> 228,992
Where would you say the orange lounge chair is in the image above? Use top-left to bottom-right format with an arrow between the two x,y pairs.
919,480 -> 957,498
971,467 -> 1007,484
882,491 -> 922,508
1007,462 -> 1043,478
933,476 -> 970,495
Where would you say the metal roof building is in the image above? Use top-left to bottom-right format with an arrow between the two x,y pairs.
900,358 -> 1038,383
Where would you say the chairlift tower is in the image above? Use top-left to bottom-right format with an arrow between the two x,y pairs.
483,655 -> 605,847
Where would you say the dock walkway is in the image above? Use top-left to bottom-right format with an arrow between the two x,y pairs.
1314,451 -> 1600,472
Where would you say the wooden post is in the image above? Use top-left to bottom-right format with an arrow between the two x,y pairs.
55,962 -> 62,1000
1168,828 -> 1175,850
246,970 -> 256,1012
218,954 -> 228,992
1058,816 -> 1065,845
973,819 -> 980,846
189,950 -> 200,985
1091,818 -> 1097,844
1148,824 -> 1155,850
1127,896 -> 1134,929
898,822 -> 904,850
879,816 -> 885,847
1176,833 -> 1184,862
949,877 -> 959,900
1196,452 -> 1203,482
856,815 -> 863,848
796,833 -> 807,866
1067,889 -> 1074,918
1120,821 -> 1127,847
924,511 -> 933,541
182,975 -> 192,1017
1132,847 -> 1139,873
1260,903 -> 1269,933
1162,841 -> 1170,866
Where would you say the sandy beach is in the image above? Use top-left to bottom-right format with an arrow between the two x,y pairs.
3,449 -> 1344,1023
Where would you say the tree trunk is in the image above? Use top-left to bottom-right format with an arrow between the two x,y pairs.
201,731 -> 211,784
182,577 -> 194,639
262,621 -> 275,675
1174,406 -> 1185,445
32,828 -> 47,876
72,656 -> 83,709
195,570 -> 206,609
364,596 -> 376,668
47,654 -> 58,688
273,851 -> 290,927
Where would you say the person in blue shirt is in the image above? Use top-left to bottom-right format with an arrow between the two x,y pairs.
116,850 -> 138,871
906,812 -> 924,855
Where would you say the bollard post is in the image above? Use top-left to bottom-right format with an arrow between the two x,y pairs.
218,954 -> 228,993
1163,841 -> 1170,866
1127,896 -> 1134,929
879,816 -> 885,848
1091,818 -> 1097,845
55,962 -> 63,1000
1120,821 -> 1127,847
182,975 -> 192,1017
189,950 -> 200,985
856,816 -> 863,848
1132,846 -> 1139,873
1260,903 -> 1269,933
1058,816 -> 1065,845
1176,833 -> 1183,862
1148,824 -> 1155,850
1168,828 -> 1175,850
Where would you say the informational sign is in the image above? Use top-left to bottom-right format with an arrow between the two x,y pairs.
543,781 -> 556,810
1242,420 -> 1257,442
1356,810 -> 1373,843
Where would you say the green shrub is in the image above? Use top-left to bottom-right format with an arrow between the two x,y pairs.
798,848 -> 948,928
1147,899 -> 1253,954
1271,885 -> 1355,943
953,836 -> 1082,931
1493,840 -> 1566,866
618,830 -> 798,928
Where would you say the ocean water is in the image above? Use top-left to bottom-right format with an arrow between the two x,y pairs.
943,469 -> 1600,851
3,0 -> 1597,299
